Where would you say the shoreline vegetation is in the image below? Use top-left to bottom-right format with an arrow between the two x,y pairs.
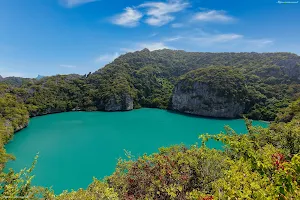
1,49 -> 300,199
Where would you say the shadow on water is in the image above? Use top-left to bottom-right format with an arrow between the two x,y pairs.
165,109 -> 269,151
166,109 -> 242,121
164,110 -> 232,151
166,109 -> 270,126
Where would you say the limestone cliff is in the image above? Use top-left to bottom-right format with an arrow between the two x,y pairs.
104,94 -> 134,111
171,67 -> 247,118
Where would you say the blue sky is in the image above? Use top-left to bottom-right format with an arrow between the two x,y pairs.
0,0 -> 299,78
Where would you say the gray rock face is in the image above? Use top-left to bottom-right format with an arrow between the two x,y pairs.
172,82 -> 245,118
105,94 -> 133,111
275,59 -> 300,80
15,121 -> 29,132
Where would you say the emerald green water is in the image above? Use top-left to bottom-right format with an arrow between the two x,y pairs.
5,108 -> 268,193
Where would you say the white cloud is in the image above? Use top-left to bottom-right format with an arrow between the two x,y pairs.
180,33 -> 243,45
162,29 -> 274,51
60,64 -> 77,68
138,42 -> 171,51
185,33 -> 244,45
146,15 -> 174,26
95,52 -> 120,63
164,36 -> 183,42
193,10 -> 235,22
192,34 -> 273,48
60,0 -> 98,8
118,29 -> 272,54
171,23 -> 184,28
247,39 -> 274,48
112,7 -> 143,27
149,32 -> 159,37
111,0 -> 188,27
139,0 -> 189,26
120,42 -> 172,53
200,34 -> 243,43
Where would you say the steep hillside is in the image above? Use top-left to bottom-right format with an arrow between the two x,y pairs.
0,84 -> 29,170
172,67 -> 247,118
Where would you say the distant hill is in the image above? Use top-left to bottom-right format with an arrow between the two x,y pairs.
36,75 -> 45,80
0,76 -> 33,87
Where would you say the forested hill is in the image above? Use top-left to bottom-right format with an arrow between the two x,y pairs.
108,49 -> 300,80
0,76 -> 32,87
1,49 -> 300,121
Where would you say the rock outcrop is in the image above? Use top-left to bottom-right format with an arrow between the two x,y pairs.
171,67 -> 247,119
172,82 -> 245,118
275,59 -> 300,80
15,121 -> 29,132
104,94 -> 134,111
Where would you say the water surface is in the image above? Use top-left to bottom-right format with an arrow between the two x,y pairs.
5,108 -> 268,193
